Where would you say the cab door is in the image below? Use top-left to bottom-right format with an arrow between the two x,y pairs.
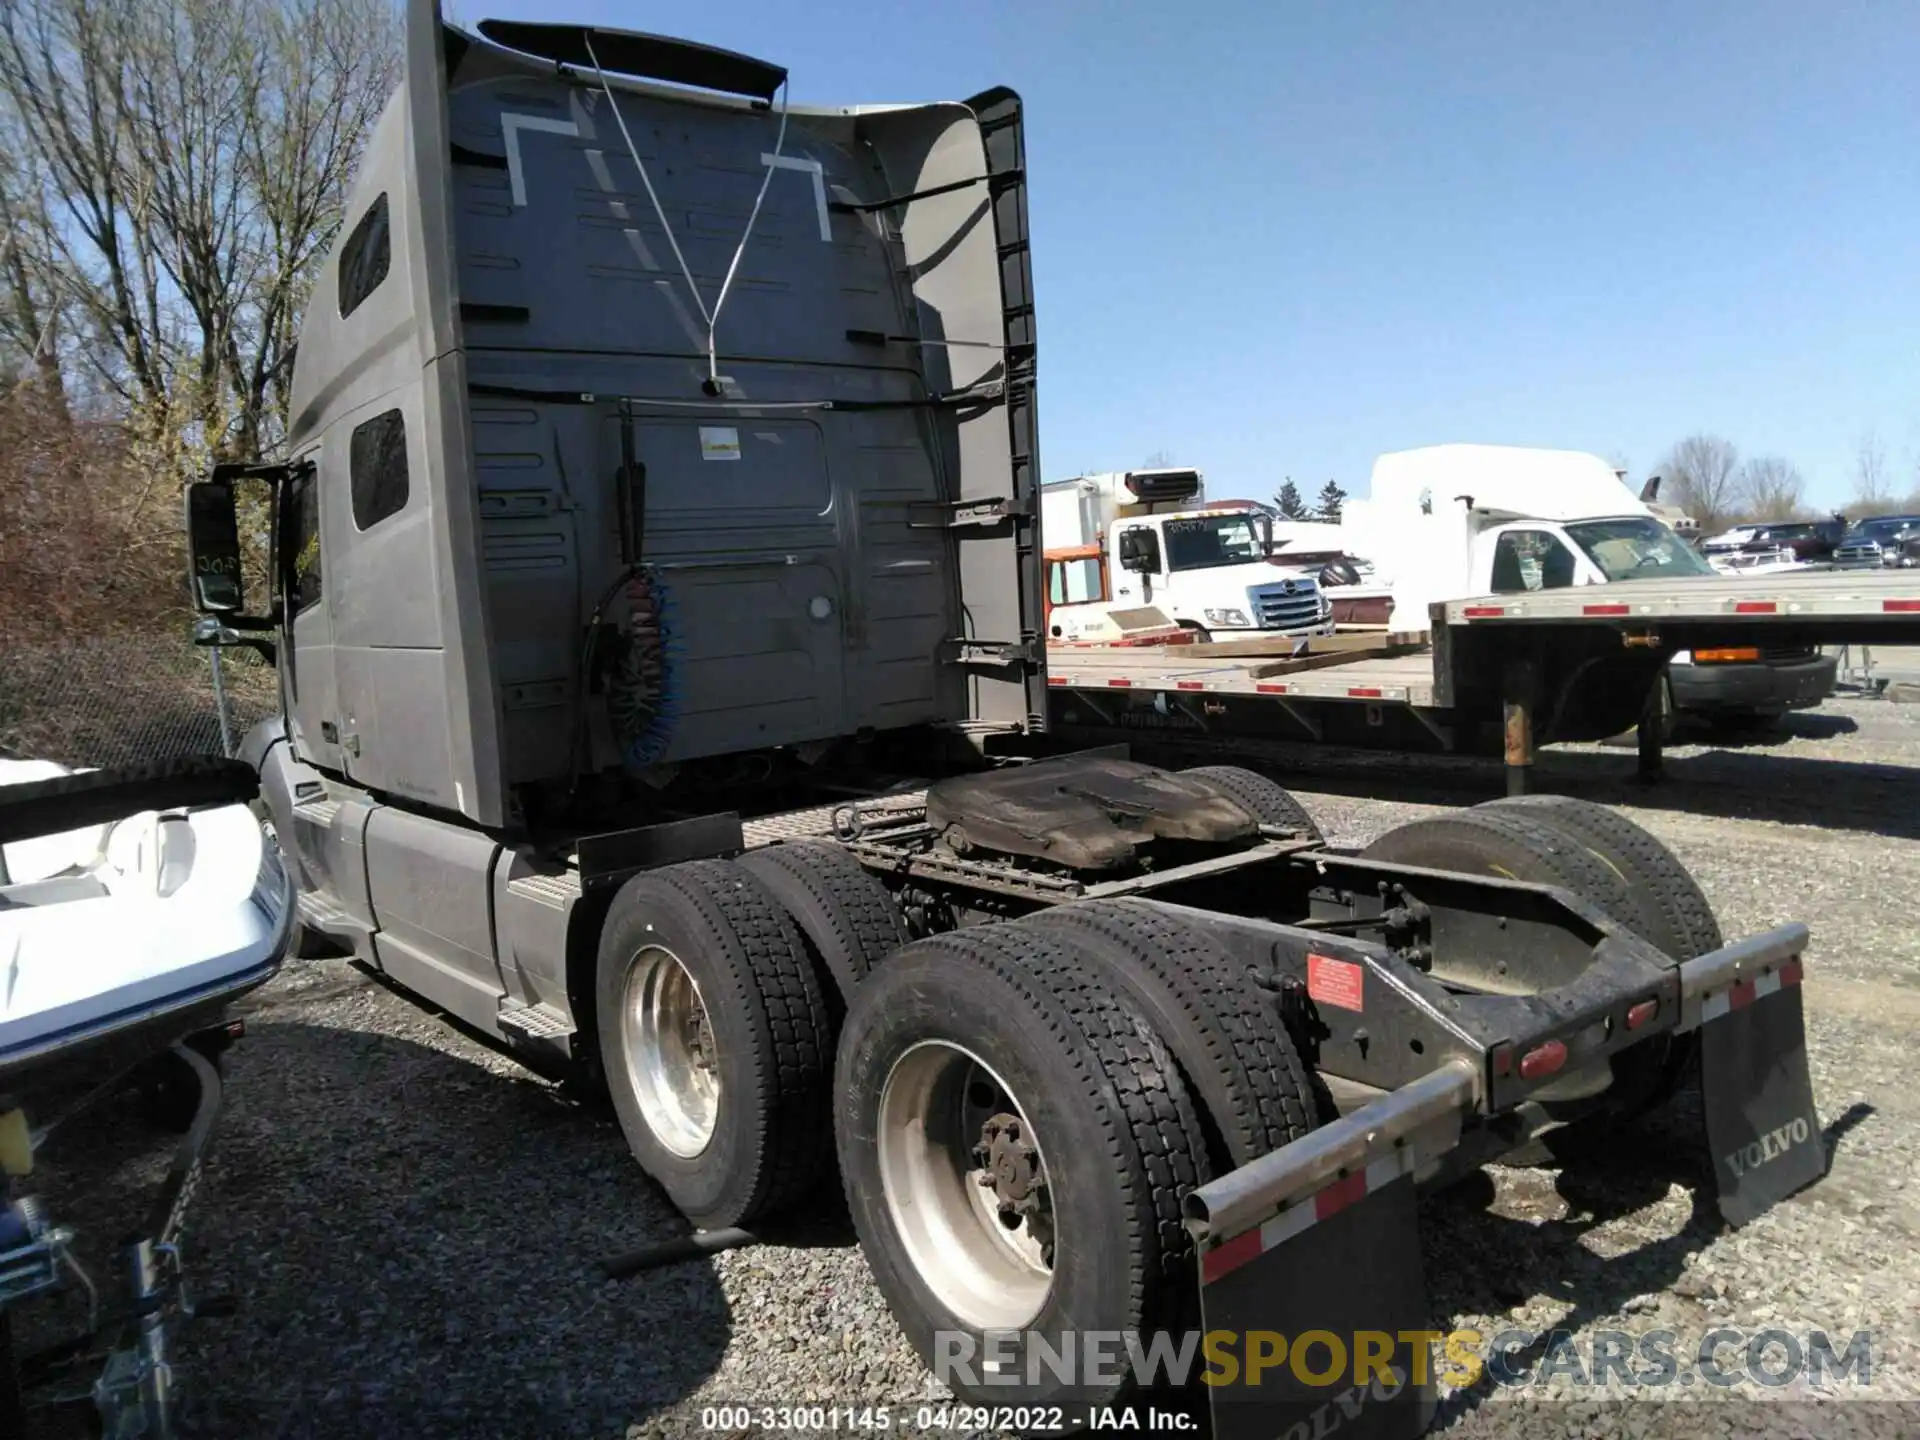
278,449 -> 345,774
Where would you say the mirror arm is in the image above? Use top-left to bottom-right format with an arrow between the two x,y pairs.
211,459 -> 298,486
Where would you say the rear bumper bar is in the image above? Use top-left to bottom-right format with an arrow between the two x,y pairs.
1184,922 -> 1821,1440
1185,922 -> 1812,1251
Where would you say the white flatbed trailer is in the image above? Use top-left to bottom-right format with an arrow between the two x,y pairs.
1048,570 -> 1920,792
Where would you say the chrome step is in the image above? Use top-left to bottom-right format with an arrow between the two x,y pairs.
498,998 -> 575,1043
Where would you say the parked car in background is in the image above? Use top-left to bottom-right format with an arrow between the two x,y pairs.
1834,514 -> 1920,568
1702,518 -> 1846,568
1764,518 -> 1847,561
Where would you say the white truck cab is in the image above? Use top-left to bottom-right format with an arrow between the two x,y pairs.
1340,445 -> 1713,632
1340,444 -> 1836,721
1040,469 -> 1332,641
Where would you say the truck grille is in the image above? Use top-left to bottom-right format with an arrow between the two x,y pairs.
1251,579 -> 1325,633
1835,543 -> 1886,567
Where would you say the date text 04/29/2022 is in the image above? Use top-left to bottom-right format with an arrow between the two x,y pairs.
698,1405 -> 1197,1433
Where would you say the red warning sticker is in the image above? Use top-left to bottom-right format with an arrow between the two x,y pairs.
1307,952 -> 1364,1012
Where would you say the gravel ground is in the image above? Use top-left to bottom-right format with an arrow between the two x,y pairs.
14,696 -> 1920,1438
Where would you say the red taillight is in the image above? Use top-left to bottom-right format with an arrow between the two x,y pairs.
1625,999 -> 1658,1030
1518,1040 -> 1568,1080
225,1018 -> 247,1039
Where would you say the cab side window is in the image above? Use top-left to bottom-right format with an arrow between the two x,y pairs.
1491,530 -> 1578,593
1060,558 -> 1100,603
285,464 -> 323,613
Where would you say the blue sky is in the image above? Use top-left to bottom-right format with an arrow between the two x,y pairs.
463,1 -> 1918,508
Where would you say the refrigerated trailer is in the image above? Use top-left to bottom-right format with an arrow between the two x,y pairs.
1049,571 -> 1920,793
181,8 -> 1826,1433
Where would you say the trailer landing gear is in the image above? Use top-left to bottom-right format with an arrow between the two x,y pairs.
1502,655 -> 1537,796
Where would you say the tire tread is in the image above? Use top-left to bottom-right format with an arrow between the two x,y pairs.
1026,898 -> 1320,1165
1179,764 -> 1322,840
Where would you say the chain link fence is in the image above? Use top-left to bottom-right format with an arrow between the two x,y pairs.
0,630 -> 280,769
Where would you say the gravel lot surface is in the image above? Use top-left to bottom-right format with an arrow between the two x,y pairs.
17,696 -> 1920,1438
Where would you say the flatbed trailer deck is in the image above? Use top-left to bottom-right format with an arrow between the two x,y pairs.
1050,570 -> 1920,792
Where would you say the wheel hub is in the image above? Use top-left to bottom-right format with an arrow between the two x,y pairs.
621,945 -> 721,1159
973,1112 -> 1054,1260
875,1042 -> 1054,1331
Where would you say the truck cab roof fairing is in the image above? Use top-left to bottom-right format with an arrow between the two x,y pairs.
474,19 -> 787,101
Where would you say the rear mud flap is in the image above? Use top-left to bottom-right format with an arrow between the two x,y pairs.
1691,955 -> 1825,1225
1185,1064 -> 1475,1440
1198,1172 -> 1435,1440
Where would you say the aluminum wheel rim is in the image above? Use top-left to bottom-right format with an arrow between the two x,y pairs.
621,945 -> 719,1158
877,1040 -> 1053,1331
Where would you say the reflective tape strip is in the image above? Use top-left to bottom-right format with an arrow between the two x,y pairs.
1176,681 -> 1206,691
1200,1148 -> 1419,1286
1699,958 -> 1803,1024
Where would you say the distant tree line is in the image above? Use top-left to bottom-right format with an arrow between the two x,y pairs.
1273,477 -> 1346,522
1657,431 -> 1918,535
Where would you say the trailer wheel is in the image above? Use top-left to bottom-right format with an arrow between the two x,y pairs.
738,841 -> 909,1007
1180,764 -> 1322,840
1025,898 -> 1326,1165
836,922 -> 1209,1411
596,859 -> 832,1228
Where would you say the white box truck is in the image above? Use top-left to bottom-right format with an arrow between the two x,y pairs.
1337,445 -> 1837,720
1040,469 -> 1334,641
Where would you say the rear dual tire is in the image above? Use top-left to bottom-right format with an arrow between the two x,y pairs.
596,859 -> 834,1229
835,923 -> 1211,1412
835,908 -> 1319,1413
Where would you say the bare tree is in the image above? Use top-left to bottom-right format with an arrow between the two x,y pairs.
0,147 -> 71,417
1658,434 -> 1741,533
1140,449 -> 1177,469
0,0 -> 398,471
1850,430 -> 1894,513
1736,456 -> 1807,521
